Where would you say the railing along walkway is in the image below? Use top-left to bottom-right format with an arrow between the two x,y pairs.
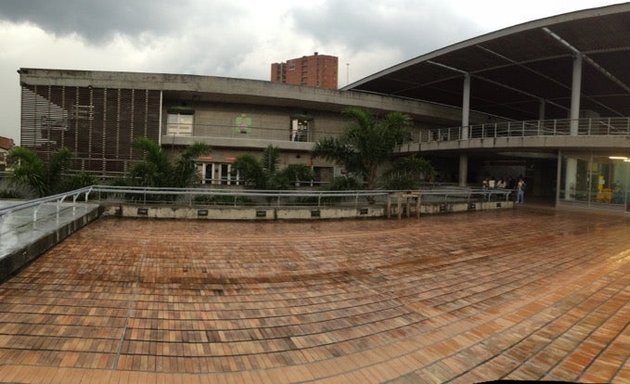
420,117 -> 630,143
1,185 -> 513,231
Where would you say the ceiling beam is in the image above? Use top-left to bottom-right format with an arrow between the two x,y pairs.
543,27 -> 630,95
475,42 -> 625,117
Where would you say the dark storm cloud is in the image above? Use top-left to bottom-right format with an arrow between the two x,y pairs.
290,0 -> 482,59
0,0 -> 198,42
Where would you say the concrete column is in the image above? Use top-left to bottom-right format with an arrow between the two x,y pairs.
459,154 -> 468,187
461,74 -> 470,140
459,74 -> 470,185
570,55 -> 582,136
564,157 -> 577,200
555,150 -> 562,206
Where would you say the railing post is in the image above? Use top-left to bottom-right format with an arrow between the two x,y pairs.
33,204 -> 41,222
553,120 -> 557,135
507,122 -> 511,136
521,121 -> 525,136
607,117 -> 611,135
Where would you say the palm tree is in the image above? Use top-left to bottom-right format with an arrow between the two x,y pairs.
312,107 -> 412,190
232,154 -> 266,189
384,155 -> 435,190
8,146 -> 73,197
172,142 -> 214,188
129,137 -> 170,187
129,137 -> 211,187
232,145 -> 314,189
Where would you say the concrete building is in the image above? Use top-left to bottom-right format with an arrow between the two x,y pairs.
18,69 -> 468,185
345,3 -> 630,212
271,53 -> 338,90
18,3 -> 630,212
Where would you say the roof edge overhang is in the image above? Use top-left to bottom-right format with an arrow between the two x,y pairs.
342,2 -> 630,91
18,67 -> 470,123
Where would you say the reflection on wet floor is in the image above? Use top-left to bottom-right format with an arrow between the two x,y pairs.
0,208 -> 629,382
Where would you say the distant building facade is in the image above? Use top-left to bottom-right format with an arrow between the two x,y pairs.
0,136 -> 15,173
17,68 -> 462,183
271,53 -> 338,90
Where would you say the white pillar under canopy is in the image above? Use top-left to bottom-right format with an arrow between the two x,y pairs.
569,54 -> 582,135
461,73 -> 470,140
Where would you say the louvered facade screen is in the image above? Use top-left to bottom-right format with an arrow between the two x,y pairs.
21,85 -> 161,177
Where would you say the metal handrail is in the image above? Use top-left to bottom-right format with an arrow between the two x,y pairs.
420,117 -> 630,143
1,185 -> 513,221
0,186 -> 93,217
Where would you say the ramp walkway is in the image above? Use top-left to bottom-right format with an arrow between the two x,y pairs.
0,188 -> 101,281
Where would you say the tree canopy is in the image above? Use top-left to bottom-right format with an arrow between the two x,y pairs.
129,137 -> 211,187
7,146 -> 95,197
232,145 -> 313,190
312,107 -> 428,189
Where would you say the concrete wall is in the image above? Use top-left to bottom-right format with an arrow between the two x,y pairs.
162,100 -> 348,144
19,68 -> 467,124
103,200 -> 513,221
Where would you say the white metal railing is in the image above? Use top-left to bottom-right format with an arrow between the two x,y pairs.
420,117 -> 630,143
0,186 -> 95,242
89,185 -> 512,206
0,186 -> 93,219
89,185 -> 390,207
164,122 -> 337,143
0,185 -> 513,232
1,185 -> 513,214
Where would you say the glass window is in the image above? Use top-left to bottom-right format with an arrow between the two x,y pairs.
202,163 -> 240,185
560,152 -> 629,210
290,117 -> 311,142
167,113 -> 193,136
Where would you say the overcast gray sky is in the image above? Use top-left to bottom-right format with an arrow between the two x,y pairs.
0,0 -> 622,143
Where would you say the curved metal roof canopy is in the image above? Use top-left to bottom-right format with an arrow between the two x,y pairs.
344,3 -> 630,121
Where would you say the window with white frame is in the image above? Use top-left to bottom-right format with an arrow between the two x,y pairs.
290,115 -> 312,142
166,113 -> 193,136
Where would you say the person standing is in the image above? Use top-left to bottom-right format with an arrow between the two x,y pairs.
516,178 -> 526,204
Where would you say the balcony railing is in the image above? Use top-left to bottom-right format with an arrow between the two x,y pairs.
420,117 -> 630,143
164,123 -> 341,143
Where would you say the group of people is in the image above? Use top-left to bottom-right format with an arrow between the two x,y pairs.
482,175 -> 526,203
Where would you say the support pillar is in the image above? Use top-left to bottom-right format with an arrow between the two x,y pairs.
459,154 -> 468,187
570,55 -> 582,135
555,150 -> 562,206
564,157 -> 577,200
462,74 -> 470,140
538,99 -> 546,121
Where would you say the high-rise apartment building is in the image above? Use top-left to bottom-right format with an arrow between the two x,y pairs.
271,52 -> 338,90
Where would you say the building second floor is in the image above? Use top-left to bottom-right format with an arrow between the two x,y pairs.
18,68 -> 469,176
